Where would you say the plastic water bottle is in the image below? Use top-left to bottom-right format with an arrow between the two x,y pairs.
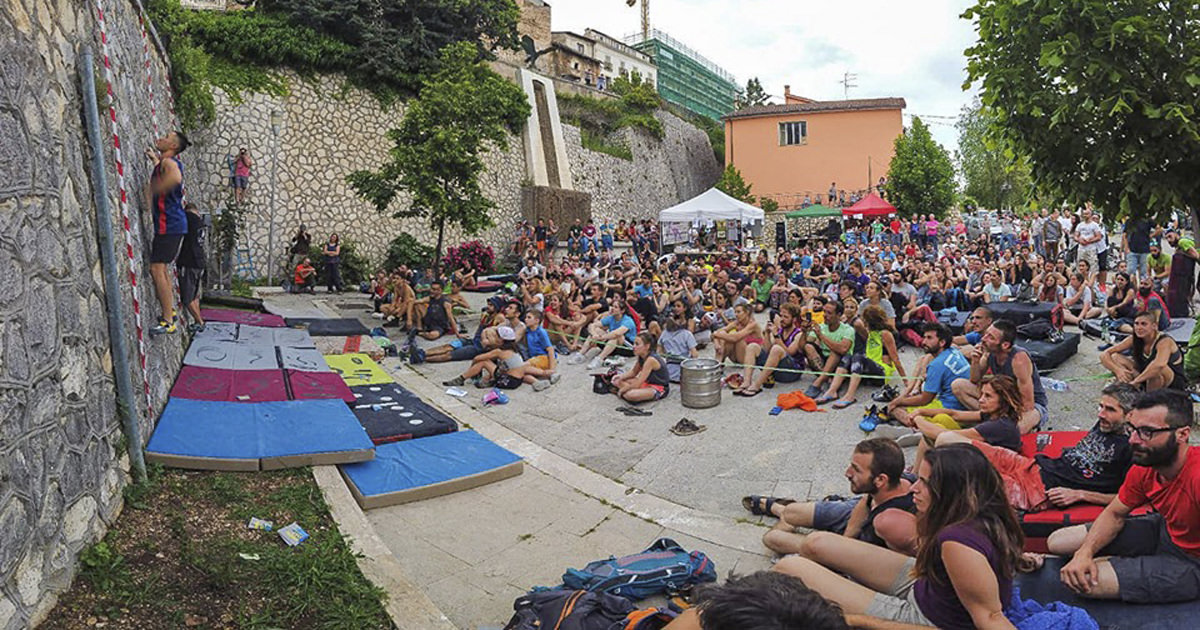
1041,377 -> 1069,392
1101,319 -> 1111,343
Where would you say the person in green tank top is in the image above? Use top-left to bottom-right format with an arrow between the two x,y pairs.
817,305 -> 906,409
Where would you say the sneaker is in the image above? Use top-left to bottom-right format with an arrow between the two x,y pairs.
408,344 -> 426,365
568,353 -> 587,365
871,384 -> 899,403
186,322 -> 206,334
603,357 -> 626,368
442,375 -> 465,387
532,379 -> 552,392
150,318 -> 177,335
475,376 -> 494,389
874,424 -> 921,446
803,384 -> 823,397
371,312 -> 385,319
586,358 -> 603,371
549,373 -> 561,385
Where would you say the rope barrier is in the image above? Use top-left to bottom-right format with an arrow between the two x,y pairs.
94,0 -> 154,421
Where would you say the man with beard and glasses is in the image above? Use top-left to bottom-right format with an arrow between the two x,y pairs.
1052,389 -> 1200,604
743,438 -> 918,556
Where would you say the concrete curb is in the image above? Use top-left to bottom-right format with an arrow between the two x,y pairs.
386,360 -> 769,556
311,465 -> 456,630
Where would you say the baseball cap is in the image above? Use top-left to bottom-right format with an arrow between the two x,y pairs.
496,326 -> 516,341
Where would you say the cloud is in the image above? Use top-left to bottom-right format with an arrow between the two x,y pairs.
547,0 -> 978,148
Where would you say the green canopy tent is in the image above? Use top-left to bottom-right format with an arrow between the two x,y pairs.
785,204 -> 842,218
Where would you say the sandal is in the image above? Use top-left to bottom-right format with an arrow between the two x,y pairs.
814,394 -> 837,405
617,406 -> 653,417
670,418 -> 706,436
740,495 -> 795,516
832,398 -> 858,410
739,388 -> 762,397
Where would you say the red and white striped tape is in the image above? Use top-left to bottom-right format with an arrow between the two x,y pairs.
94,0 -> 154,421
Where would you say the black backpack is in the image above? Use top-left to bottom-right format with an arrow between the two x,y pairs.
503,590 -> 674,630
1017,319 -> 1055,340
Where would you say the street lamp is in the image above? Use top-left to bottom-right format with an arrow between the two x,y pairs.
267,109 -> 282,284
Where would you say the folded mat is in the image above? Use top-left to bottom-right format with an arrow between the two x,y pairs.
326,353 -> 394,386
349,383 -> 458,444
339,430 -> 521,509
285,317 -> 370,337
1016,556 -> 1200,629
146,398 -> 374,471
1020,333 -> 1080,372
201,308 -> 285,327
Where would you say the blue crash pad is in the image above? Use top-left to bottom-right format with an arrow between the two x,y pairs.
339,430 -> 522,509
1015,556 -> 1200,629
146,398 -> 374,471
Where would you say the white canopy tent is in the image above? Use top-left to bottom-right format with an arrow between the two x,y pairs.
659,188 -> 765,246
658,188 -> 766,224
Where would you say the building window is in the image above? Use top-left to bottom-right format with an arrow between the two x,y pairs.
577,43 -> 585,53
779,121 -> 807,146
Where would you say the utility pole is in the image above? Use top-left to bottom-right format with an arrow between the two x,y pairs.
840,71 -> 858,100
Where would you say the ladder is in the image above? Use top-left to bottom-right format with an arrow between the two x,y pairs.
234,246 -> 256,279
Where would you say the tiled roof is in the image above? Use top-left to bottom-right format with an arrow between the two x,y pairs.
723,97 -> 907,120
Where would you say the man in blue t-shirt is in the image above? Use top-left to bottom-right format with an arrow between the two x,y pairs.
569,299 -> 636,371
884,322 -> 970,427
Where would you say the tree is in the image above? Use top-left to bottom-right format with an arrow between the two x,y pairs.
715,164 -> 777,212
962,0 -> 1200,224
955,97 -> 1032,211
347,42 -> 530,271
735,77 -> 769,110
886,117 -> 956,218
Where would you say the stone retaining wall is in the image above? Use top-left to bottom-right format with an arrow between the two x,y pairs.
185,74 -> 721,274
1,0 -> 185,626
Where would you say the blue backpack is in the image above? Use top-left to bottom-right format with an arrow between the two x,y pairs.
559,538 -> 717,601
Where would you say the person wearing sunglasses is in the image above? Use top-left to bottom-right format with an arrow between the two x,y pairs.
1052,389 -> 1200,605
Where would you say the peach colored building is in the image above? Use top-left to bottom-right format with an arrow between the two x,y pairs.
723,87 -> 905,209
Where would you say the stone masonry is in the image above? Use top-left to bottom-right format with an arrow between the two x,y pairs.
1,0 -> 185,627
185,74 -> 721,274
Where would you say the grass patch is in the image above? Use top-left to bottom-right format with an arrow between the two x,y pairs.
580,128 -> 633,161
45,467 -> 392,630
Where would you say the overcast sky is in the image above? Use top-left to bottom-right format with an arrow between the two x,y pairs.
549,0 -> 978,151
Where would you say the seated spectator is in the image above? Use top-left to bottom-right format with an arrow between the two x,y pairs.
1052,389 -> 1200,605
939,382 -> 1136,512
952,306 -> 993,359
441,326 -> 523,388
900,375 -> 1026,473
883,323 -> 970,426
424,297 -> 506,364
520,309 -> 559,391
570,299 -> 635,370
543,294 -> 586,353
657,314 -> 698,383
292,258 -> 317,293
611,332 -> 670,403
1063,272 -> 1102,324
1131,275 -> 1170,332
773,443 -> 1023,629
744,438 -> 917,556
733,303 -> 806,397
817,304 -> 906,408
954,319 -> 1048,432
663,571 -> 850,630
412,279 -> 457,340
712,303 -> 762,366
452,260 -> 477,290
982,271 -> 1012,303
802,300 -> 855,397
749,270 -> 774,312
1100,310 -> 1188,391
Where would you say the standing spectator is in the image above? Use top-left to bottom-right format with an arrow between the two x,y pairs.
1073,208 -> 1104,273
322,233 -> 342,293
534,218 -> 548,263
828,182 -> 838,206
289,224 -> 311,270
232,147 -> 252,205
144,130 -> 190,336
1123,216 -> 1154,281
1164,230 -> 1198,317
1042,210 -> 1063,261
177,203 -> 207,333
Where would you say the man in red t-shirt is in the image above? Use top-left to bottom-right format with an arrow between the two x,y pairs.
293,258 -> 317,293
1053,389 -> 1200,603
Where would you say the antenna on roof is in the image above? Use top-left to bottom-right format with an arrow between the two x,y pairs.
839,72 -> 858,100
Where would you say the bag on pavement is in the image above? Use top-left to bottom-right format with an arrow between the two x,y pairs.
502,589 -> 675,630
558,538 -> 716,601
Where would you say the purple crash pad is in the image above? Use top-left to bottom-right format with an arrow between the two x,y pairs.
201,308 -> 286,327
287,370 -> 356,403
171,366 -> 288,403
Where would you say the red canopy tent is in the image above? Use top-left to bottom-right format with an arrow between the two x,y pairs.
843,193 -> 897,217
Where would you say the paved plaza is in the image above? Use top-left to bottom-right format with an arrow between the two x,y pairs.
267,289 -> 1115,628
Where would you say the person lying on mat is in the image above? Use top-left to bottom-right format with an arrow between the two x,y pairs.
662,571 -> 856,630
611,332 -> 670,403
1051,389 -> 1200,605
1099,310 -> 1188,392
293,258 -> 317,294
951,319 -> 1048,433
743,438 -> 917,557
773,444 -> 1023,630
939,382 -> 1136,512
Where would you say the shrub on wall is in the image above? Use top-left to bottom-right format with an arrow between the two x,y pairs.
444,240 -> 495,274
384,233 -> 435,270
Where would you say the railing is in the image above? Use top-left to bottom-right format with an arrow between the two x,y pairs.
623,28 -> 737,84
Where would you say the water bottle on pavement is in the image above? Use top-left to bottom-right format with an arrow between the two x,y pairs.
1041,377 -> 1069,392
1101,318 -> 1111,343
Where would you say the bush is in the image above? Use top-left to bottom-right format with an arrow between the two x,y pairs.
444,240 -> 495,274
312,238 -> 370,287
385,233 -> 435,270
